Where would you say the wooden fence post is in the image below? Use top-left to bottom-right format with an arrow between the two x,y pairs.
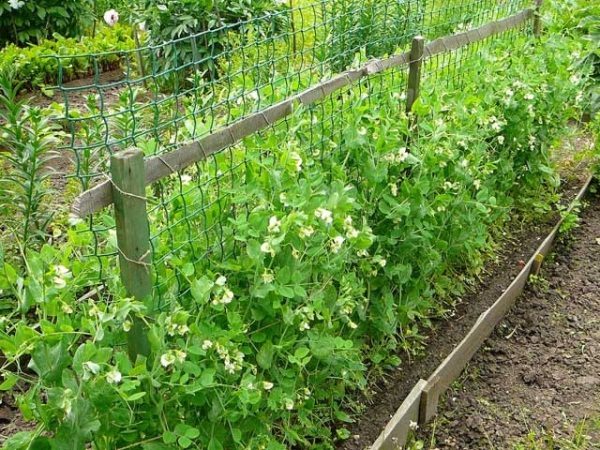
533,0 -> 543,38
406,35 -> 425,114
110,148 -> 153,360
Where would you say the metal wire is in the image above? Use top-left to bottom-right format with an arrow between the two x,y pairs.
51,0 -> 532,306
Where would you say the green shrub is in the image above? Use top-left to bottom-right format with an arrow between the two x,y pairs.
0,0 -> 93,46
0,24 -> 134,90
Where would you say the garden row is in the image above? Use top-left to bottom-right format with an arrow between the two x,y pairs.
0,1 -> 599,450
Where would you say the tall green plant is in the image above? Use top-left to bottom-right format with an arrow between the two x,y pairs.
0,71 -> 60,251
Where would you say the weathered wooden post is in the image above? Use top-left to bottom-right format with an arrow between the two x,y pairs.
533,0 -> 543,38
110,148 -> 152,360
406,35 -> 425,114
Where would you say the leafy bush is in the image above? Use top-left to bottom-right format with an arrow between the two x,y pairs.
138,0 -> 288,77
0,28 -> 585,450
0,0 -> 93,46
0,24 -> 134,90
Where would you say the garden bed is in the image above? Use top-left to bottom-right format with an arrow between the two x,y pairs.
418,188 -> 600,448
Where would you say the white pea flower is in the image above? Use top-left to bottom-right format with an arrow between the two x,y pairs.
181,174 -> 192,185
220,288 -> 234,305
263,381 -> 274,390
54,265 -> 71,277
54,277 -> 67,289
299,226 -> 315,239
285,398 -> 295,410
314,208 -> 333,225
261,269 -> 274,284
497,135 -> 505,145
260,242 -> 275,257
106,369 -> 122,384
8,0 -> 24,9
473,179 -> 482,190
346,228 -> 359,239
202,340 -> 213,350
123,320 -> 132,332
61,303 -> 73,314
160,352 -> 176,368
215,275 -> 227,286
409,420 -> 419,431
103,9 -> 119,27
290,152 -> 303,172
174,350 -> 187,364
390,183 -> 398,197
299,321 -> 311,331
83,361 -> 101,375
348,321 -> 358,329
330,236 -> 345,254
268,216 -> 281,234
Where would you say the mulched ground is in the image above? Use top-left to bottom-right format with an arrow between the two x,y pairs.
419,191 -> 600,448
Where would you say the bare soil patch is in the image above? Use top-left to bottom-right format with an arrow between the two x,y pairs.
419,191 -> 600,448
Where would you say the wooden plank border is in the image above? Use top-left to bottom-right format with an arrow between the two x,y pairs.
370,380 -> 428,450
72,7 -> 535,218
370,175 -> 593,448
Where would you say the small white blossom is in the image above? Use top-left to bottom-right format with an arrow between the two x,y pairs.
215,275 -> 227,286
299,226 -> 315,239
160,352 -> 176,368
106,369 -> 122,384
83,361 -> 101,375
268,216 -> 281,234
260,241 -> 275,257
314,208 -> 333,225
181,174 -> 192,185
54,277 -> 67,289
290,152 -> 303,172
262,269 -> 275,284
103,9 -> 119,27
473,179 -> 482,190
8,0 -> 24,9
330,236 -> 345,254
220,288 -> 234,305
123,320 -> 132,332
202,340 -> 213,350
390,183 -> 398,197
497,135 -> 505,145
263,381 -> 274,390
285,398 -> 295,410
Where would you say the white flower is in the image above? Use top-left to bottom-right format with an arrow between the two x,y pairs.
346,227 -> 359,239
357,249 -> 369,257
106,369 -> 122,384
348,321 -> 358,329
177,324 -> 190,336
524,93 -> 534,101
261,270 -> 274,284
248,90 -> 259,101
215,275 -> 227,286
160,352 -> 175,367
54,265 -> 71,277
290,152 -> 303,172
268,216 -> 281,234
299,226 -> 315,239
54,277 -> 67,289
497,135 -> 505,145
473,179 -> 482,190
138,21 -> 146,31
260,242 -> 275,256
390,183 -> 398,197
377,258 -> 387,268
460,159 -> 468,168
61,303 -> 73,314
299,321 -> 311,331
83,361 -> 101,375
202,340 -> 213,350
103,9 -> 119,27
285,398 -> 295,410
263,381 -> 274,390
174,350 -> 187,364
224,359 -> 236,374
505,88 -> 514,98
8,0 -> 24,9
220,288 -> 234,305
409,420 -> 419,431
314,208 -> 333,225
181,174 -> 192,185
358,127 -> 368,136
330,236 -> 345,254
123,320 -> 132,332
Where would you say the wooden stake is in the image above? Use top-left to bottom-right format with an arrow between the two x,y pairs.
533,0 -> 543,38
406,36 -> 425,114
110,148 -> 152,360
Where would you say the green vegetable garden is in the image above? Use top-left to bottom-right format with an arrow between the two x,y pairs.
0,0 -> 598,449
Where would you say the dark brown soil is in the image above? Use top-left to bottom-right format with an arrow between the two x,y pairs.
419,191 -> 600,448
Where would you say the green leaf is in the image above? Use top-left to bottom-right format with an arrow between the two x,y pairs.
0,372 -> 18,391
190,276 -> 214,304
163,431 -> 177,444
200,368 -> 216,387
256,341 -> 274,369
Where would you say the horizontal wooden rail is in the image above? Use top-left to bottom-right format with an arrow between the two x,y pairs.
72,7 -> 534,218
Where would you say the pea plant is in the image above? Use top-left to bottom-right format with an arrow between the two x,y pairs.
0,27 -> 586,450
